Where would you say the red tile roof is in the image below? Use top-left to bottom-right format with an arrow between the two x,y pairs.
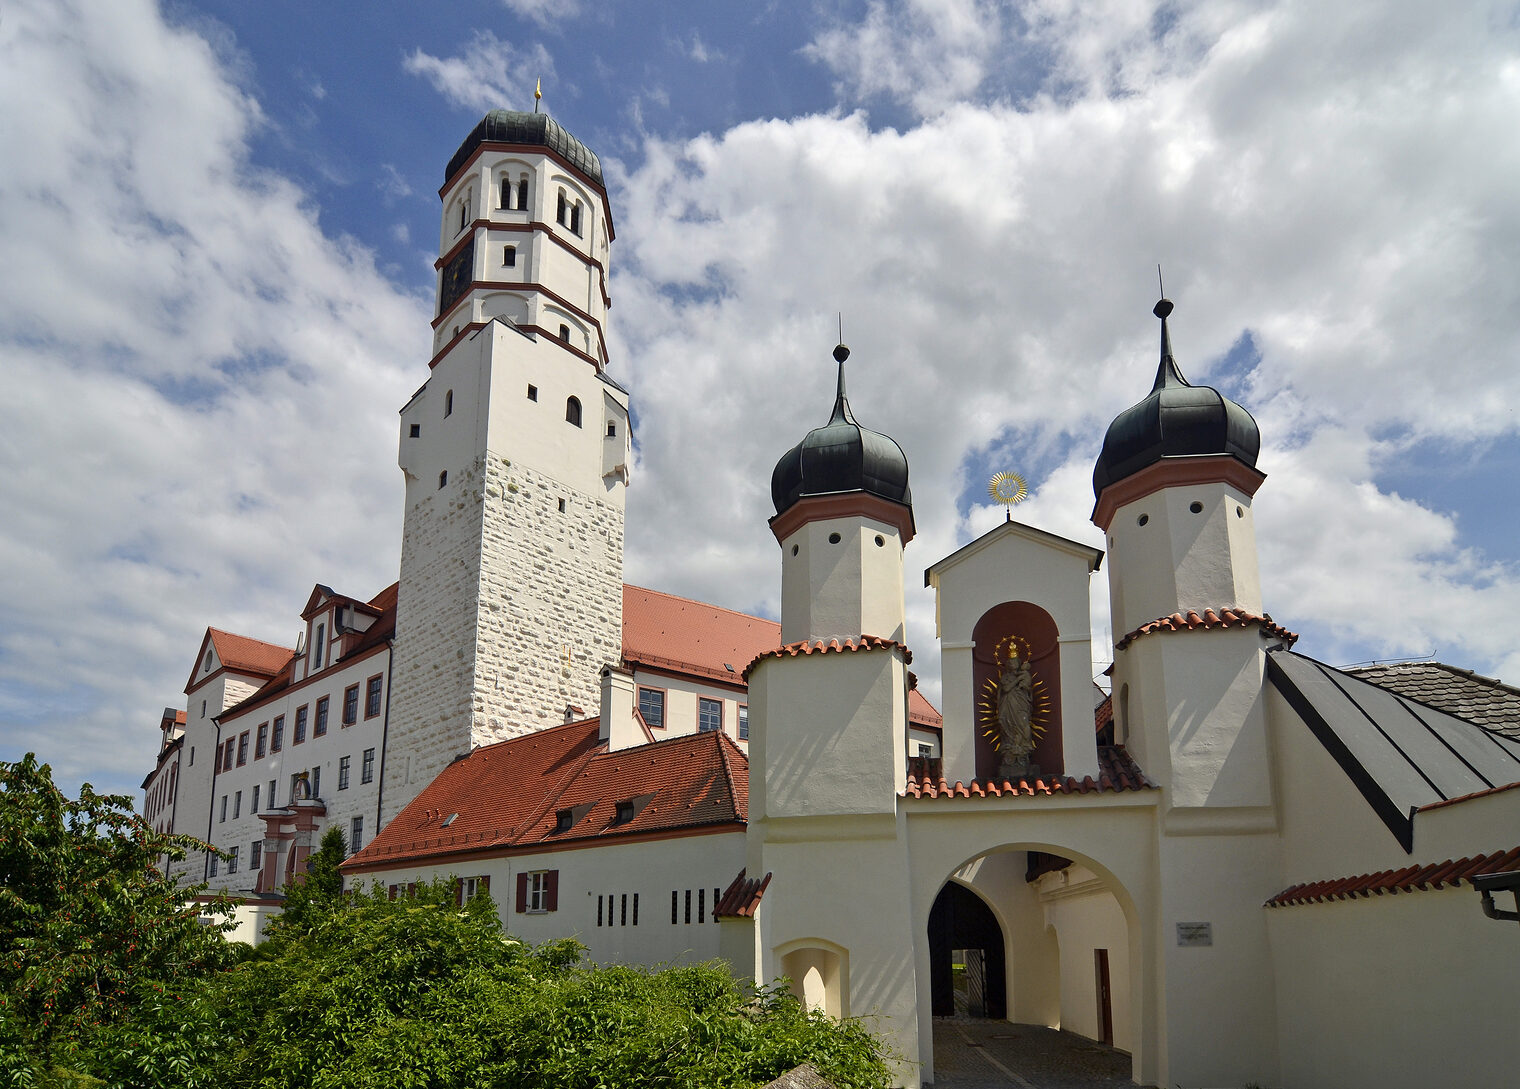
744,635 -> 911,679
1115,608 -> 1297,652
1095,694 -> 1113,734
205,628 -> 293,678
902,745 -> 1157,799
715,868 -> 771,919
1266,846 -> 1520,907
622,584 -> 780,686
342,719 -> 748,873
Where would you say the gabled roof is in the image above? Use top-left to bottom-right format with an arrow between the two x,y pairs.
342,719 -> 748,873
1268,651 -> 1520,851
1348,661 -> 1520,740
186,628 -> 292,692
1266,845 -> 1520,907
924,517 -> 1103,590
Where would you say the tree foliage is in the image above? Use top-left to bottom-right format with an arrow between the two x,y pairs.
0,753 -> 235,1084
259,825 -> 345,943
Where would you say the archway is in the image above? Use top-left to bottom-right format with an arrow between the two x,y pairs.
928,881 -> 1006,1018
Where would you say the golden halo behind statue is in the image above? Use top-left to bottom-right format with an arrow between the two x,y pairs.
988,471 -> 1028,506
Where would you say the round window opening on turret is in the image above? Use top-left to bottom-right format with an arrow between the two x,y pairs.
874,535 -> 885,547
791,544 -> 799,556
1189,501 -> 1204,514
1236,505 -> 1244,518
1137,513 -> 1149,526
828,532 -> 842,545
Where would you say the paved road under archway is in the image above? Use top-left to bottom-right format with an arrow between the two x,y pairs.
929,1019 -> 1137,1088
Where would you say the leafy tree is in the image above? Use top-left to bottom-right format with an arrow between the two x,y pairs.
0,753 -> 235,1083
258,825 -> 346,944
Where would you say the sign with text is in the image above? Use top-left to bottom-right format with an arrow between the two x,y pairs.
1176,922 -> 1213,947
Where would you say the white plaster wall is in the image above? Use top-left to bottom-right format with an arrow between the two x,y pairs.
1267,889 -> 1520,1089
632,671 -> 750,746
224,901 -> 280,946
349,831 -> 744,966
748,650 -> 907,822
1106,481 -> 1261,637
779,515 -> 905,645
955,851 -> 1060,1026
1035,865 -> 1133,1053
174,672 -> 264,886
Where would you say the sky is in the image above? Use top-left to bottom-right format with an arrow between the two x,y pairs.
4,0 -> 1520,800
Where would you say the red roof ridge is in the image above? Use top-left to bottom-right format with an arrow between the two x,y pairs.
1114,608 -> 1298,652
902,746 -> 1158,800
1415,779 -> 1520,813
715,868 -> 771,919
743,634 -> 912,679
1266,845 -> 1520,907
507,732 -> 607,847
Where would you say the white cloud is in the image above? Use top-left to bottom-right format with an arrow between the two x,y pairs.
404,31 -> 555,112
500,0 -> 584,29
0,0 -> 424,794
611,0 -> 1520,704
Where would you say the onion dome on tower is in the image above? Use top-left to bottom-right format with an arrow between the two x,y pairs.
445,109 -> 603,186
1092,298 -> 1261,499
771,343 -> 914,527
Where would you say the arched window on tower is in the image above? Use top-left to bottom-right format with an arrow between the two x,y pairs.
458,189 -> 471,232
556,190 -> 567,226
565,397 -> 582,428
517,176 -> 529,210
499,175 -> 511,209
570,201 -> 582,235
559,323 -> 570,343
444,390 -> 453,417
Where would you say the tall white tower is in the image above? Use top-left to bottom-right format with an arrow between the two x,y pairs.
382,110 -> 631,824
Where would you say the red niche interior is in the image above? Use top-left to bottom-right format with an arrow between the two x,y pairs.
972,601 -> 1064,780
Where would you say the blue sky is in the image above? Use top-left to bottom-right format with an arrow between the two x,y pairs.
5,0 -> 1520,799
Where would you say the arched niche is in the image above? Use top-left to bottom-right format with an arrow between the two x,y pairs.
777,938 -> 849,1018
972,601 -> 1063,780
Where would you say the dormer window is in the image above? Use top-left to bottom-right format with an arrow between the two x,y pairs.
614,800 -> 635,825
555,808 -> 574,832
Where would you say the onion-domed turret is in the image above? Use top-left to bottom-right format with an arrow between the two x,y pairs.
771,344 -> 913,519
1092,298 -> 1260,499
445,109 -> 603,188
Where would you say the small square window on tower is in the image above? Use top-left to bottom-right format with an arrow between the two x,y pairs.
439,471 -> 448,489
527,384 -> 538,401
409,423 -> 420,438
503,245 -> 516,267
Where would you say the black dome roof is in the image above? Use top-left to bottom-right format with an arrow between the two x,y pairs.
1092,299 -> 1260,498
445,110 -> 603,188
771,346 -> 913,518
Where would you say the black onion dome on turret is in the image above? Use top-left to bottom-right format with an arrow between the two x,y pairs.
771,344 -> 913,517
1092,298 -> 1261,498
445,109 -> 603,188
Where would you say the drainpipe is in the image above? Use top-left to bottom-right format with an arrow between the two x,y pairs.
373,642 -> 395,851
1474,871 -> 1520,924
204,712 -> 223,882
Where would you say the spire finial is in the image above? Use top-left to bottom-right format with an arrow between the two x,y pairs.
1151,272 -> 1186,391
534,78 -> 542,113
830,329 -> 853,423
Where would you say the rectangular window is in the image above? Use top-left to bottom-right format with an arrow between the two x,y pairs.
714,888 -> 721,922
228,846 -> 238,875
315,697 -> 329,737
219,795 -> 227,823
222,739 -> 235,771
527,383 -> 537,401
209,855 -> 218,878
620,893 -> 627,926
311,765 -> 320,799
461,876 -> 487,905
294,706 -> 308,744
251,784 -> 260,813
237,731 -> 250,765
637,687 -> 665,729
255,722 -> 268,759
633,892 -> 639,926
598,895 -> 603,927
233,790 -> 241,819
312,623 -> 325,673
349,816 -> 363,854
361,747 -> 375,785
338,756 -> 351,790
698,698 -> 722,733
503,244 -> 516,267
269,779 -> 277,807
251,840 -> 262,870
523,870 -> 558,913
272,715 -> 284,752
698,887 -> 705,923
342,685 -> 358,727
365,674 -> 383,719
684,889 -> 692,924
672,890 -> 678,924
738,704 -> 749,740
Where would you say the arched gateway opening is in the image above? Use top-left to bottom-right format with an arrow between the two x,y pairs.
928,882 -> 1006,1018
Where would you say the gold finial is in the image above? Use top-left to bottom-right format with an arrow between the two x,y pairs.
988,471 -> 1028,520
534,78 -> 542,112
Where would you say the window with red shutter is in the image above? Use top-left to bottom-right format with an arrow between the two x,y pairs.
515,872 -> 529,913
545,870 -> 559,911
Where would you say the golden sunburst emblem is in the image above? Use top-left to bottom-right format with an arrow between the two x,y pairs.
988,471 -> 1028,515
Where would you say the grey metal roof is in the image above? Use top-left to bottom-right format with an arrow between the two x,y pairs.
1346,661 -> 1520,739
770,347 -> 913,520
446,110 -> 603,188
1268,650 -> 1520,850
1092,299 -> 1260,498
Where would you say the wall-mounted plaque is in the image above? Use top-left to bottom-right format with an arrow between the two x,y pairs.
1176,922 -> 1213,947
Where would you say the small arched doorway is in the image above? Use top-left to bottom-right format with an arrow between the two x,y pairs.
928,881 -> 1006,1018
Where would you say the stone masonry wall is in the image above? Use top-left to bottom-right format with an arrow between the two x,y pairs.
382,451 -> 624,825
382,456 -> 488,825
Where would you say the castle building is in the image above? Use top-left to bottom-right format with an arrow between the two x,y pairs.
147,109 -> 1520,1089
